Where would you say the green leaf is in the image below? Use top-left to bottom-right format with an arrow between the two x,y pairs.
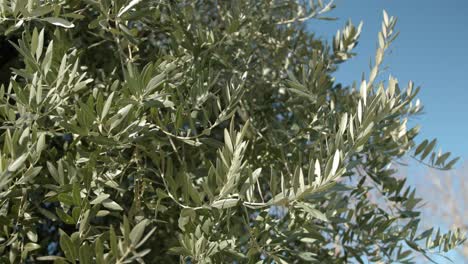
20,166 -> 42,184
95,237 -> 105,264
383,10 -> 389,26
31,28 -> 39,57
42,40 -> 54,74
330,149 -> 340,177
298,252 -> 317,261
79,243 -> 92,264
90,193 -> 110,205
46,161 -> 61,184
444,157 -> 460,170
31,5 -> 54,17
405,240 -> 421,251
414,139 -> 428,156
117,0 -> 143,17
58,193 -> 75,206
36,132 -> 46,154
72,183 -> 81,205
102,199 -> 124,211
24,242 -> 41,252
108,104 -> 133,131
59,230 -> 77,263
297,203 -> 328,222
42,17 -> 75,28
146,73 -> 165,93
240,168 -> 262,195
130,219 -> 149,245
314,159 -> 322,185
36,28 -> 45,60
288,88 -> 317,102
211,198 -> 239,209
435,152 -> 451,166
135,227 -> 157,249
56,208 -> 75,225
421,139 -> 436,160
36,256 -> 67,261
27,230 -> 38,242
5,19 -> 23,35
8,153 -> 28,172
339,113 -> 348,135
109,226 -> 119,258
168,246 -> 191,256
79,209 -> 90,235
101,92 -> 114,120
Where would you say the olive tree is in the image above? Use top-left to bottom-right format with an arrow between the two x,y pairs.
0,0 -> 464,263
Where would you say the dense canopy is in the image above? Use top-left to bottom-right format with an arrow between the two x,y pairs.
0,0 -> 464,263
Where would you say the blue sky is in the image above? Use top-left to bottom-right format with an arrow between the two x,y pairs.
308,0 -> 468,161
307,1 -> 468,262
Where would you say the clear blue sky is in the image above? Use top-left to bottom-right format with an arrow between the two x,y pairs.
307,1 -> 468,262
308,0 -> 468,161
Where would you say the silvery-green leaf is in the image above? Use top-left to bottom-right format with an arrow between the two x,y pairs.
42,17 -> 75,28
8,153 -> 28,172
211,198 -> 239,209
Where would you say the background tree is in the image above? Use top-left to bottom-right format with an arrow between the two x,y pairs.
0,0 -> 464,263
416,162 -> 468,260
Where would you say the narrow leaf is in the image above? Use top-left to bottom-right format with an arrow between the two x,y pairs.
130,219 -> 149,245
42,17 -> 75,28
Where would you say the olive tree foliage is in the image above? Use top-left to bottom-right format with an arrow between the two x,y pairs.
0,0 -> 464,263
